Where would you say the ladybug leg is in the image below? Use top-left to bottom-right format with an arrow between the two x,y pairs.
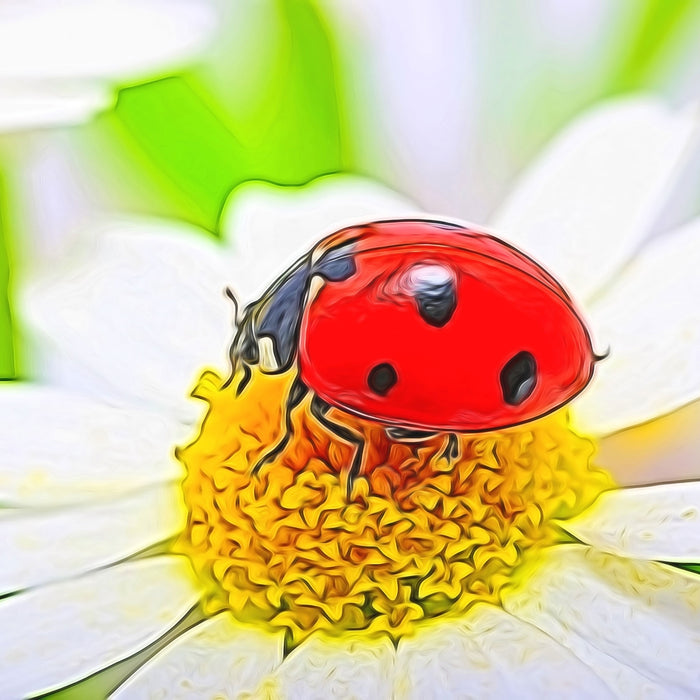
309,395 -> 365,499
438,432 -> 460,464
385,427 -> 438,442
235,364 -> 253,396
252,375 -> 308,475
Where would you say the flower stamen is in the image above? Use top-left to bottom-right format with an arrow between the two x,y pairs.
176,366 -> 613,647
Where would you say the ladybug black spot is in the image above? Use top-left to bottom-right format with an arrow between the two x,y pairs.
500,351 -> 537,406
408,264 -> 457,327
368,363 -> 398,395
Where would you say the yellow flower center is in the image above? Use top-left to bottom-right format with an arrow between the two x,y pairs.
176,366 -> 612,647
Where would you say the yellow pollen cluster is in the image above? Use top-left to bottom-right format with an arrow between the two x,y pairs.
176,366 -> 612,646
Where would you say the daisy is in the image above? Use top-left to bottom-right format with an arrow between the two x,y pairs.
3,95 -> 700,698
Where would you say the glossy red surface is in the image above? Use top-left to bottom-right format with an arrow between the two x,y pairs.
299,220 -> 594,431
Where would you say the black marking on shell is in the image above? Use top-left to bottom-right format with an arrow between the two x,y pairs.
312,242 -> 357,282
500,351 -> 537,405
368,363 -> 398,395
411,265 -> 457,327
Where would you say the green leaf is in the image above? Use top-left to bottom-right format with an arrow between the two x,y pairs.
611,0 -> 700,92
0,173 -> 16,379
672,562 -> 700,576
114,76 -> 252,232
112,0 -> 342,234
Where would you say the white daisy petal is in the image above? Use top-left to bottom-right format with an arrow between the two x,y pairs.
0,0 -> 216,81
19,219 -> 234,419
503,544 -> 700,697
0,482 -> 185,594
0,79 -> 113,132
394,605 -> 612,699
257,633 -> 395,700
0,555 -> 200,699
572,216 -> 700,434
0,386 -> 184,507
112,614 -> 284,699
598,398 -> 700,486
318,1 -> 480,218
490,98 -> 698,302
560,482 -> 700,563
220,175 -> 420,303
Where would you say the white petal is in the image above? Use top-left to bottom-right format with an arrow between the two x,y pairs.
0,0 -> 215,81
490,98 -> 699,303
503,544 -> 700,697
318,2 -> 481,218
113,614 -> 284,699
0,79 -> 112,132
572,216 -> 700,434
0,555 -> 201,698
560,482 -> 700,563
19,219 -> 234,419
259,633 -> 395,700
597,398 -> 700,486
0,385 -> 184,507
0,482 -> 185,594
220,175 -> 421,303
394,605 -> 612,699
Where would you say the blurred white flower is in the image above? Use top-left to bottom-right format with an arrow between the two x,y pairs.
0,0 -> 217,131
1,96 -> 700,697
319,0 -> 700,226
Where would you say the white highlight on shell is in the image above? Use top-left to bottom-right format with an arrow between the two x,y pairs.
403,262 -> 455,292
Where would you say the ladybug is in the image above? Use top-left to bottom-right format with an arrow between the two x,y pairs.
229,219 -> 599,487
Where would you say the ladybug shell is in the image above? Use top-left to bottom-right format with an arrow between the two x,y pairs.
297,220 -> 595,432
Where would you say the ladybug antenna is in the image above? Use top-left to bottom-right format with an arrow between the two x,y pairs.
224,286 -> 241,326
593,346 -> 611,362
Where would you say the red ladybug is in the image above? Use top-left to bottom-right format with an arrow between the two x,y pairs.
230,219 -> 598,483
